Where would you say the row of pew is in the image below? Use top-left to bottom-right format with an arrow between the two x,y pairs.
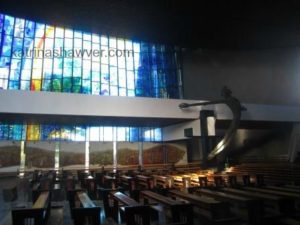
9,165 -> 300,225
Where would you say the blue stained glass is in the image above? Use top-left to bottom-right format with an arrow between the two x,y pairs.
109,38 -> 116,48
8,80 -> 19,89
92,71 -> 100,82
0,67 -> 9,79
101,84 -> 109,95
128,89 -> 135,97
127,71 -> 135,89
55,27 -> 64,38
0,124 -> 9,140
83,33 -> 91,41
25,21 -> 35,37
110,86 -> 118,96
0,79 -> 8,89
74,31 -> 82,38
0,56 -> 11,67
0,14 -> 4,30
42,79 -> 51,91
35,23 -> 45,37
10,69 -> 21,80
0,13 -> 182,100
11,124 -> 23,140
65,29 -> 73,38
55,38 -> 63,48
110,66 -> 118,85
101,65 -> 109,83
126,57 -> 134,70
22,68 -> 31,79
133,42 -> 140,52
118,69 -> 126,88
63,67 -> 72,77
75,126 -> 86,141
23,38 -> 34,54
20,80 -> 30,90
101,36 -> 108,45
129,127 -> 139,142
4,16 -> 14,36
82,79 -> 91,94
12,38 -> 23,56
119,88 -> 126,96
91,82 -> 100,95
92,34 -> 100,43
2,35 -> 13,56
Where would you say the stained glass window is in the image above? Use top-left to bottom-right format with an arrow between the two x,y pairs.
0,13 -> 182,98
0,124 -> 162,142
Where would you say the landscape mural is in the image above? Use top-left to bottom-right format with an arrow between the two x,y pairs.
25,142 -> 55,168
165,142 -> 187,165
117,142 -> 139,165
0,141 -> 20,172
90,142 -> 113,166
60,142 -> 85,167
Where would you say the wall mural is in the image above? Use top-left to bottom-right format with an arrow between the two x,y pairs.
90,142 -> 113,166
165,142 -> 187,165
117,142 -> 139,165
25,141 -> 55,168
142,143 -> 164,164
0,140 -> 188,171
0,141 -> 20,172
60,142 -> 85,167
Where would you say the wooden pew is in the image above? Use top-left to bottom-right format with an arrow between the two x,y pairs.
97,187 -> 124,218
221,187 -> 295,216
153,175 -> 174,188
195,188 -> 261,225
71,191 -> 101,225
168,189 -> 237,224
141,190 -> 193,225
103,175 -> 117,189
12,191 -> 51,225
285,185 -> 300,190
111,191 -> 150,225
243,187 -> 300,211
84,176 -> 97,199
264,185 -> 300,194
120,175 -> 136,193
136,175 -> 154,190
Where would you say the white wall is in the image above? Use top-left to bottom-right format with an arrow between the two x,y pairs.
183,48 -> 300,106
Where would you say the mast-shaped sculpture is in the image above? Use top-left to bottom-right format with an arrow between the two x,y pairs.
179,87 -> 246,160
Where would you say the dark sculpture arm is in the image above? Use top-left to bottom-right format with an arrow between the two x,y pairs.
179,87 -> 246,161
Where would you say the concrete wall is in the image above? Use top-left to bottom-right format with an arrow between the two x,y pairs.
182,48 -> 300,106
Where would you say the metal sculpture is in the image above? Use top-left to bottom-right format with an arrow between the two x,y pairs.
179,86 -> 246,160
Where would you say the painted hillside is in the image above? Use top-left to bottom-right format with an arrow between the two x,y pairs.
0,146 -> 20,167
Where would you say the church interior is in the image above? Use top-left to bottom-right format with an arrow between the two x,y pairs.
0,1 -> 300,225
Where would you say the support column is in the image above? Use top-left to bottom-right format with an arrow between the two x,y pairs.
200,110 -> 215,168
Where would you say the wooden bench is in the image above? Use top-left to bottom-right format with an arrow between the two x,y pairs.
85,176 -> 97,199
141,190 -> 193,225
111,191 -> 150,225
97,187 -> 124,218
222,187 -> 295,217
68,190 -> 101,225
136,175 -> 154,190
195,188 -> 261,225
103,175 -> 117,189
120,175 -> 136,193
264,185 -> 300,194
12,191 -> 51,225
153,175 -> 174,188
168,189 -> 237,224
243,187 -> 300,212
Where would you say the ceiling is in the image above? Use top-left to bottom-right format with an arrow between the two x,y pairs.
1,0 -> 300,49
